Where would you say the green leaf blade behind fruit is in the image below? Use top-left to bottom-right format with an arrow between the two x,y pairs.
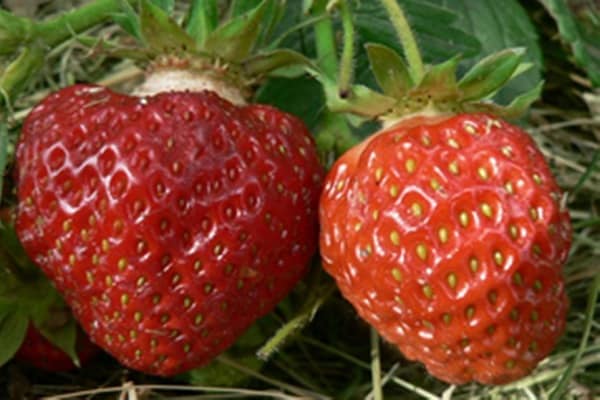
0,309 -> 28,366
429,0 -> 542,105
540,0 -> 600,87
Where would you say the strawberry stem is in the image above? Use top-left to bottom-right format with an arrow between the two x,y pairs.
313,1 -> 338,80
378,0 -> 425,84
34,0 -> 128,47
337,0 -> 355,98
370,328 -> 383,400
312,0 -> 356,156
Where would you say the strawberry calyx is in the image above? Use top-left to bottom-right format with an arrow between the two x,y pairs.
111,0 -> 313,102
314,0 -> 542,128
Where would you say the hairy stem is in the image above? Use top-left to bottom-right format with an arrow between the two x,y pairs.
378,0 -> 425,83
313,0 -> 338,79
370,328 -> 383,400
312,0 -> 356,156
337,0 -> 355,98
34,0 -> 128,47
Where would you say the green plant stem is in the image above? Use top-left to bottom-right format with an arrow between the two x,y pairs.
0,45 -> 45,102
313,0 -> 338,79
337,0 -> 354,98
312,0 -> 356,156
34,0 -> 128,47
378,0 -> 425,84
549,273 -> 600,400
370,328 -> 383,400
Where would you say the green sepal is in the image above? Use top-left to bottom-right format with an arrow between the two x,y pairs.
255,0 -> 287,50
0,45 -> 44,102
150,0 -> 174,13
0,308 -> 28,366
111,0 -> 143,40
316,73 -> 396,118
413,55 -> 461,102
243,49 -> 315,77
139,0 -> 196,55
0,10 -> 33,55
185,0 -> 219,46
203,0 -> 271,62
464,81 -> 543,119
32,307 -> 79,367
365,43 -> 414,98
458,48 -> 525,102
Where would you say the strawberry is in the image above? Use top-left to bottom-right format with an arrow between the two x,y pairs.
15,84 -> 323,376
15,324 -> 99,372
319,113 -> 571,384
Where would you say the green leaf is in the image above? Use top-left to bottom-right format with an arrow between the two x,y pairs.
185,0 -> 219,46
0,10 -> 33,55
0,123 -> 7,200
255,75 -> 324,129
571,150 -> 600,199
229,0 -> 264,17
0,309 -> 28,366
0,45 -> 44,102
243,49 -> 315,76
203,0 -> 271,62
465,81 -> 543,120
500,81 -> 544,118
354,0 -> 481,65
0,221 -> 38,276
34,316 -> 79,367
139,0 -> 196,54
540,0 -> 600,87
429,0 -> 542,104
111,0 -> 143,41
150,0 -> 174,13
365,43 -> 414,97
458,48 -> 525,101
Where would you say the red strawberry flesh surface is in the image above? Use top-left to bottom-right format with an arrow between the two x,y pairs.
319,114 -> 571,384
16,84 -> 323,376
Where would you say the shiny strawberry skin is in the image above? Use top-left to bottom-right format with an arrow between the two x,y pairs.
15,324 -> 99,372
16,84 -> 323,376
320,114 -> 571,384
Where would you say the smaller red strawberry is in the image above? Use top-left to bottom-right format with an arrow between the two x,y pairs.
320,114 -> 571,384
315,2 -> 571,384
15,324 -> 99,372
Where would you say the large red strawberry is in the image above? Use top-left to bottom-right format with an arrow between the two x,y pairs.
16,324 -> 99,372
316,2 -> 571,385
13,2 -> 323,376
15,83 -> 322,376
